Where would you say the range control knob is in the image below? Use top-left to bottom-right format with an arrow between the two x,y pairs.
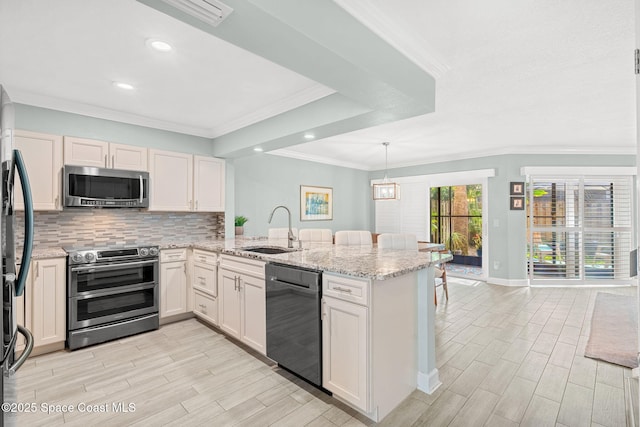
71,254 -> 83,263
139,248 -> 149,257
149,247 -> 159,256
84,252 -> 95,262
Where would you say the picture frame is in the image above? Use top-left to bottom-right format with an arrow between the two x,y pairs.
300,185 -> 333,221
510,181 -> 525,196
510,196 -> 525,210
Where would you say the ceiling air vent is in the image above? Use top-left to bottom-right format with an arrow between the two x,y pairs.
161,0 -> 233,27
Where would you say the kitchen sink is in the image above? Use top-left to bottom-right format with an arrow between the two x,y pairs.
241,246 -> 295,254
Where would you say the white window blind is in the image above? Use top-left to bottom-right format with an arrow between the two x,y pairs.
527,175 -> 633,285
374,182 -> 429,240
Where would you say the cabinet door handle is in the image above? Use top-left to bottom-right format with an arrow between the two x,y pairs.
195,200 -> 199,210
104,154 -> 108,168
333,286 -> 352,294
34,262 -> 39,280
55,196 -> 59,209
111,155 -> 115,168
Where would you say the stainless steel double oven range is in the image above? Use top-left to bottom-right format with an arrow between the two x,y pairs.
66,245 -> 159,350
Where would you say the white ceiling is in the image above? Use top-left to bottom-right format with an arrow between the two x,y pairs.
0,0 -> 636,171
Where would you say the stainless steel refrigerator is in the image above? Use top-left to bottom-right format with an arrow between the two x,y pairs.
0,85 -> 34,427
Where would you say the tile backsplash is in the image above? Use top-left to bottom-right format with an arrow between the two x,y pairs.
15,210 -> 225,249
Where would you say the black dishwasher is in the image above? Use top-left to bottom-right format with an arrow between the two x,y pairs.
265,263 -> 323,387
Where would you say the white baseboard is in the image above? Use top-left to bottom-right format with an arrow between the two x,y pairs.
417,369 -> 442,394
486,276 -> 528,287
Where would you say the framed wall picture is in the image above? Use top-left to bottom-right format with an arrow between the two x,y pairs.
510,196 -> 525,210
510,181 -> 525,195
300,185 -> 333,221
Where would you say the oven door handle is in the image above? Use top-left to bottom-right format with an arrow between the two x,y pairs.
71,259 -> 158,273
70,282 -> 157,300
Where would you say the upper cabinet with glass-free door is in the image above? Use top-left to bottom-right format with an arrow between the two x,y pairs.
148,149 -> 225,212
193,155 -> 225,212
14,130 -> 63,211
63,136 -> 148,171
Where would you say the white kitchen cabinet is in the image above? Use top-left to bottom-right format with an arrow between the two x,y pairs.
64,136 -> 148,171
149,149 -> 225,212
149,149 -> 193,211
192,249 -> 218,325
16,258 -> 66,353
193,290 -> 217,325
14,130 -> 63,211
160,249 -> 189,318
218,255 -> 266,354
110,142 -> 148,171
193,155 -> 225,212
322,276 -> 369,412
218,267 -> 241,336
322,272 -> 418,421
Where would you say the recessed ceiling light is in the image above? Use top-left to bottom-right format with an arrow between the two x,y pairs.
146,38 -> 173,52
113,81 -> 135,90
304,133 -> 315,140
253,147 -> 264,152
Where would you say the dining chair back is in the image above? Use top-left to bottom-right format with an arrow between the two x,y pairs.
298,229 -> 333,243
334,230 -> 373,246
268,228 -> 298,239
377,233 -> 418,250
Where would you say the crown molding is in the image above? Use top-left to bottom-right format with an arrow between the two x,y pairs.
334,0 -> 450,78
268,149 -> 370,170
270,144 -> 636,172
11,89 -> 214,138
209,84 -> 335,138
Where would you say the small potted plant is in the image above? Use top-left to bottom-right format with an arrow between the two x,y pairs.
235,215 -> 248,236
472,233 -> 482,257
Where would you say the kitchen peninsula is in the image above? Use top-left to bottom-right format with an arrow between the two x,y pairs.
175,237 -> 450,422
24,237 -> 449,422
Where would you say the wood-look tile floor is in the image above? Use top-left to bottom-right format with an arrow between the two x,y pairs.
12,278 -> 637,426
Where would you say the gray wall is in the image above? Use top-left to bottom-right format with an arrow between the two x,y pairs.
233,154 -> 371,236
15,104 -> 213,155
14,103 -> 637,282
372,153 -> 636,283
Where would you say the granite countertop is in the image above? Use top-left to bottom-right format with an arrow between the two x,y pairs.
17,247 -> 67,264
21,238 -> 451,280
189,237 -> 451,281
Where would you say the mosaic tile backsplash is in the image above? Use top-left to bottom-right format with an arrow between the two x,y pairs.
15,210 -> 225,249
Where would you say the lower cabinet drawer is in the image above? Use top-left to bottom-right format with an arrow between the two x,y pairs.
193,290 -> 217,326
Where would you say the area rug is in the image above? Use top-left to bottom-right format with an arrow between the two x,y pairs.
585,292 -> 638,369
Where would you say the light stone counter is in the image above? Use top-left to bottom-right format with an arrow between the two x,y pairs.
17,247 -> 67,264
165,237 -> 450,281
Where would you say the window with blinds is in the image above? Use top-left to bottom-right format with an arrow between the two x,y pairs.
527,176 -> 633,285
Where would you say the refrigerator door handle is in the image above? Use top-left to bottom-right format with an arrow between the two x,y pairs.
9,325 -> 33,374
13,150 -> 33,297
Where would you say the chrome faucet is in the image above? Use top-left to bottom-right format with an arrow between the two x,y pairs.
268,205 -> 295,248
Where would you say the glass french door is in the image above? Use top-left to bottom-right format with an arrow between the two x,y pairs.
527,176 -> 633,285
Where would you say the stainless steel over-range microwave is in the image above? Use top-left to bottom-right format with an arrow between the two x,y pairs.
63,165 -> 149,208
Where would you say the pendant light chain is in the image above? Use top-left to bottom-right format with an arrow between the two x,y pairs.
383,142 -> 389,183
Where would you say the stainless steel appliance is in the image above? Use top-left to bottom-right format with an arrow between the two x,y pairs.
1,85 -> 35,426
265,263 -> 323,387
63,165 -> 149,208
66,245 -> 159,350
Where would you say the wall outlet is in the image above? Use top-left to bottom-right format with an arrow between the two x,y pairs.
493,261 -> 500,270
493,219 -> 500,227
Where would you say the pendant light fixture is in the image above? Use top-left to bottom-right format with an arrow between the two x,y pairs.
373,142 -> 399,200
